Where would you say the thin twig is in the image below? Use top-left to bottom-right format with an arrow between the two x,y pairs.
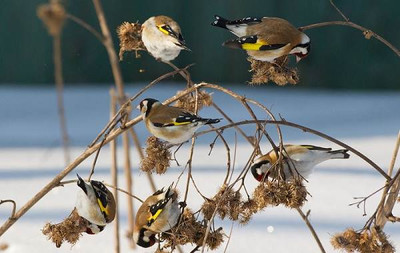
296,208 -> 326,253
53,34 -> 70,166
92,0 -> 125,102
223,222 -> 234,253
88,64 -> 194,148
376,131 -> 400,227
299,21 -> 400,57
0,200 -> 16,219
329,0 -> 349,22
195,119 -> 390,180
128,128 -> 157,192
103,183 -> 144,203
66,13 -> 104,43
109,89 -> 120,253
122,131 -> 135,248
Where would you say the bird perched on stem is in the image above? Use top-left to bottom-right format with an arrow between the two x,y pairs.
251,145 -> 350,181
211,15 -> 310,63
138,98 -> 221,144
141,15 -> 189,62
133,184 -> 181,248
75,174 -> 116,234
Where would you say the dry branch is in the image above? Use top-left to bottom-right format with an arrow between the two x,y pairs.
109,89 -> 120,253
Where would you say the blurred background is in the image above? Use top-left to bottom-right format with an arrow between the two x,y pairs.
1,0 -> 399,89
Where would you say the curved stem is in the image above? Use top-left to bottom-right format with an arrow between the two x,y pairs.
299,21 -> 400,57
66,13 -> 104,44
0,200 -> 16,219
195,119 -> 390,180
296,208 -> 326,253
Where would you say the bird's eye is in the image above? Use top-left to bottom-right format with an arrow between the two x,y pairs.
158,25 -> 171,35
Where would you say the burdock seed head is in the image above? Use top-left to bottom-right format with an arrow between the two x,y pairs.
42,208 -> 88,248
174,90 -> 213,113
248,57 -> 299,86
140,136 -> 171,174
331,227 -> 394,253
252,180 -> 307,210
117,22 -> 146,60
161,209 -> 224,251
37,0 -> 66,36
238,199 -> 258,225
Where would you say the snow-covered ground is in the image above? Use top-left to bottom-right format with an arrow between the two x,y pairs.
0,84 -> 399,252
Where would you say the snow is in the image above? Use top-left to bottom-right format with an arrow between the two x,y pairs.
0,84 -> 399,252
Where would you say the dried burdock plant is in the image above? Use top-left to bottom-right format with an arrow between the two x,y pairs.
238,199 -> 259,225
331,227 -> 394,253
253,180 -> 307,210
37,0 -> 66,36
140,136 -> 171,174
162,209 -> 224,250
174,90 -> 213,113
248,57 -> 299,86
42,208 -> 88,248
117,22 -> 146,60
201,186 -> 243,221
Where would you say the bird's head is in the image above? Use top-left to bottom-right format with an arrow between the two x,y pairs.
152,16 -> 189,50
137,98 -> 160,118
133,228 -> 156,248
76,174 -> 88,194
293,33 -> 311,63
250,156 -> 271,182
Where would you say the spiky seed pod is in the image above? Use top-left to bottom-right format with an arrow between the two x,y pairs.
174,90 -> 213,113
140,136 -> 171,174
331,228 -> 394,253
248,57 -> 299,86
117,22 -> 146,60
238,199 -> 258,225
201,199 -> 216,220
252,180 -> 307,210
162,209 -> 224,251
37,0 -> 66,36
42,208 -> 88,248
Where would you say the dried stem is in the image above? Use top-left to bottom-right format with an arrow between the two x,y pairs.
53,33 -> 70,166
329,0 -> 349,22
376,131 -> 400,228
109,89 -> 120,253
66,13 -> 104,43
128,128 -> 157,192
195,119 -> 390,180
91,0 -> 125,102
103,183 -> 143,203
223,222 -> 234,253
296,208 -> 326,253
299,21 -> 400,57
0,200 -> 16,219
122,131 -> 135,248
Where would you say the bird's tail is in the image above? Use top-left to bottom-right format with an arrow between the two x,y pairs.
211,15 -> 230,29
204,118 -> 221,125
328,149 -> 350,159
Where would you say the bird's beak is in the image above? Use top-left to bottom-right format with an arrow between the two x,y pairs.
296,55 -> 302,63
76,174 -> 87,193
136,104 -> 141,110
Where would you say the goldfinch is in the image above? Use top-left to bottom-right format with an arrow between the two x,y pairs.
211,15 -> 310,63
141,15 -> 189,62
133,184 -> 180,248
138,98 -> 221,144
251,145 -> 350,181
75,174 -> 116,233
